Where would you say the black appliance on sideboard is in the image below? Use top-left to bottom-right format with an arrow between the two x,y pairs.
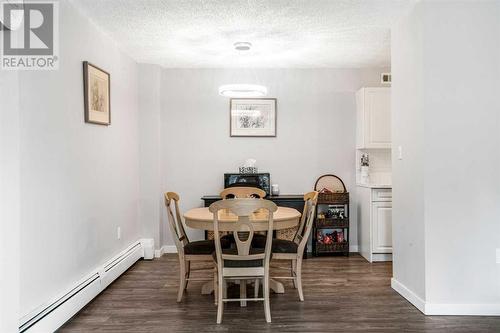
224,173 -> 271,197
203,172 -> 306,254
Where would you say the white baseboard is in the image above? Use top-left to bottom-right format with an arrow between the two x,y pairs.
391,278 -> 500,316
20,239 -> 151,332
391,278 -> 426,314
155,245 -> 177,257
425,303 -> 500,316
163,245 -> 177,253
372,253 -> 392,262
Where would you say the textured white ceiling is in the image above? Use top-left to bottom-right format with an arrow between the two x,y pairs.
72,0 -> 414,68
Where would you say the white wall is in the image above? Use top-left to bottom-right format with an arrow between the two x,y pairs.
392,0 -> 500,314
156,68 -> 387,247
138,64 -> 162,249
421,1 -> 500,308
18,0 -> 141,318
391,3 -> 427,302
0,72 -> 21,332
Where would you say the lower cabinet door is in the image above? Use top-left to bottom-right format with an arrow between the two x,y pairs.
372,201 -> 393,253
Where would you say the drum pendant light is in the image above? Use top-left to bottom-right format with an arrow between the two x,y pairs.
218,42 -> 268,98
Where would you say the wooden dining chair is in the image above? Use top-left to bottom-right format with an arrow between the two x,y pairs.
165,192 -> 229,302
220,186 -> 266,199
209,198 -> 277,324
219,186 -> 268,243
271,191 -> 318,301
219,187 -> 269,306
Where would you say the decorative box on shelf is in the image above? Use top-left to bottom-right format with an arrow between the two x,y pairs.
313,174 -> 350,257
316,217 -> 349,229
238,166 -> 258,174
317,192 -> 349,204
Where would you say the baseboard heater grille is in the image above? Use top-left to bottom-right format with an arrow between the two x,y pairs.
104,243 -> 141,273
19,241 -> 144,333
19,273 -> 100,332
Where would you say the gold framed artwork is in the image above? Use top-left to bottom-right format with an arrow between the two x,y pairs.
83,61 -> 110,125
229,98 -> 277,137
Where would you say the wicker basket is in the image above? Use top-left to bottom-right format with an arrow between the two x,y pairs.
314,174 -> 346,192
316,241 -> 348,253
276,226 -> 297,241
316,218 -> 349,229
317,192 -> 349,204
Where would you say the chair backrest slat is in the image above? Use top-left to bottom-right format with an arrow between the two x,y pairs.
292,191 -> 318,244
295,191 -> 318,255
164,192 -> 189,253
209,198 -> 277,271
218,187 -> 267,239
232,215 -> 254,256
220,186 -> 266,199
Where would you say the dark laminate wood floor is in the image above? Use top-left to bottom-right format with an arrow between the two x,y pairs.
59,254 -> 500,332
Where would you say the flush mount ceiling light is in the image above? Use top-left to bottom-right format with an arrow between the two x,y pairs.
234,41 -> 252,51
218,84 -> 267,98
219,42 -> 268,98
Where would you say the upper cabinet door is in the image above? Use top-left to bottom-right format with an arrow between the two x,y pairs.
356,87 -> 391,149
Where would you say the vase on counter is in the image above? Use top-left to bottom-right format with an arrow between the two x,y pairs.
360,166 -> 370,184
360,153 -> 370,184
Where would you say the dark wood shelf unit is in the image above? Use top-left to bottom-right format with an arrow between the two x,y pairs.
312,191 -> 350,257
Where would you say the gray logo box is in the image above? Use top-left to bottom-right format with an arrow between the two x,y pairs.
3,3 -> 53,55
1,1 -> 59,70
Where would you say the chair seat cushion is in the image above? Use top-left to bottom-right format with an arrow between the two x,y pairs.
221,233 -> 268,248
272,238 -> 298,254
212,247 -> 270,268
184,239 -> 230,255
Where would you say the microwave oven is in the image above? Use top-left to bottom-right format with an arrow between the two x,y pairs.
223,173 -> 271,197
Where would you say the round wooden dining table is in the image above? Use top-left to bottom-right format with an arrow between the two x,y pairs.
184,206 -> 301,231
183,206 -> 301,297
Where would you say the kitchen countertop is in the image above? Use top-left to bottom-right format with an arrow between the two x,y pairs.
356,183 -> 392,189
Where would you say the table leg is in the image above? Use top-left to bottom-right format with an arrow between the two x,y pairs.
201,281 -> 214,295
269,278 -> 285,294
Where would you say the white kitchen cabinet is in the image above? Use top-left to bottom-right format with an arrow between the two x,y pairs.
372,201 -> 393,253
357,185 -> 393,262
356,87 -> 391,149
